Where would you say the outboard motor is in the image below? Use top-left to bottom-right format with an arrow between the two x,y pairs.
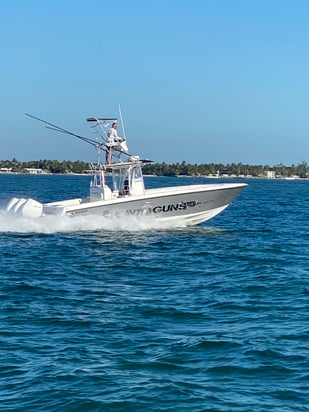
6,198 -> 43,218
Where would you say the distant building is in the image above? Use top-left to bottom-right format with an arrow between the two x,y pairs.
265,170 -> 276,179
219,168 -> 230,177
23,168 -> 44,174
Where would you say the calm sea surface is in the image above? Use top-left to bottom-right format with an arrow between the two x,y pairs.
0,174 -> 308,412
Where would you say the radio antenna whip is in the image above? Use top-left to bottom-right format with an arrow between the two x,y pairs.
118,104 -> 126,141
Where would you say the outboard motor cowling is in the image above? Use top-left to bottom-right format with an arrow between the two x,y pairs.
6,198 -> 43,218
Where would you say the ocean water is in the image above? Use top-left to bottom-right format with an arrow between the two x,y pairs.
0,174 -> 308,412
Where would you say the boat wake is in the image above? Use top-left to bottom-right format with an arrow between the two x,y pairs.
0,210 -> 189,234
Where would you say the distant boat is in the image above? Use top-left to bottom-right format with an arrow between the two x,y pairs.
6,113 -> 247,227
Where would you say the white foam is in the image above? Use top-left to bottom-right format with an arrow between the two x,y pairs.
0,210 -> 187,234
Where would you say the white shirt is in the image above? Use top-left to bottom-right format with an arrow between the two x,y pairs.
107,126 -> 120,146
107,126 -> 128,153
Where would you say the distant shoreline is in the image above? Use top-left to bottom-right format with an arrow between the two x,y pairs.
1,159 -> 308,179
0,171 -> 308,180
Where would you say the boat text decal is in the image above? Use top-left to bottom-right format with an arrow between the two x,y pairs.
127,200 -> 201,216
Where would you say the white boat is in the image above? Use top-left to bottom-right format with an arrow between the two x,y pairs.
6,114 -> 247,226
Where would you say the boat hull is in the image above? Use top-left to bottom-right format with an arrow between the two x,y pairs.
43,183 -> 247,226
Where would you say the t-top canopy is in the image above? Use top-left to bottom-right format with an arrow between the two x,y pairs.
86,118 -> 117,122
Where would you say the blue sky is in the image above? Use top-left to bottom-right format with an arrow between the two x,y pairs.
1,0 -> 309,165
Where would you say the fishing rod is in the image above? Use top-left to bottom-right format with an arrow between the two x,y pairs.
25,113 -> 104,149
25,113 -> 130,155
25,113 -> 148,160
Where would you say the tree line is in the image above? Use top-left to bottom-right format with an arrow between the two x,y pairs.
0,158 -> 89,174
0,158 -> 308,178
142,161 -> 309,178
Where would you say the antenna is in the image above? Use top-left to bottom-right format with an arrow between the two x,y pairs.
118,104 -> 126,141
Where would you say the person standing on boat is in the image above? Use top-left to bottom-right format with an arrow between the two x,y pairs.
106,122 -> 128,163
